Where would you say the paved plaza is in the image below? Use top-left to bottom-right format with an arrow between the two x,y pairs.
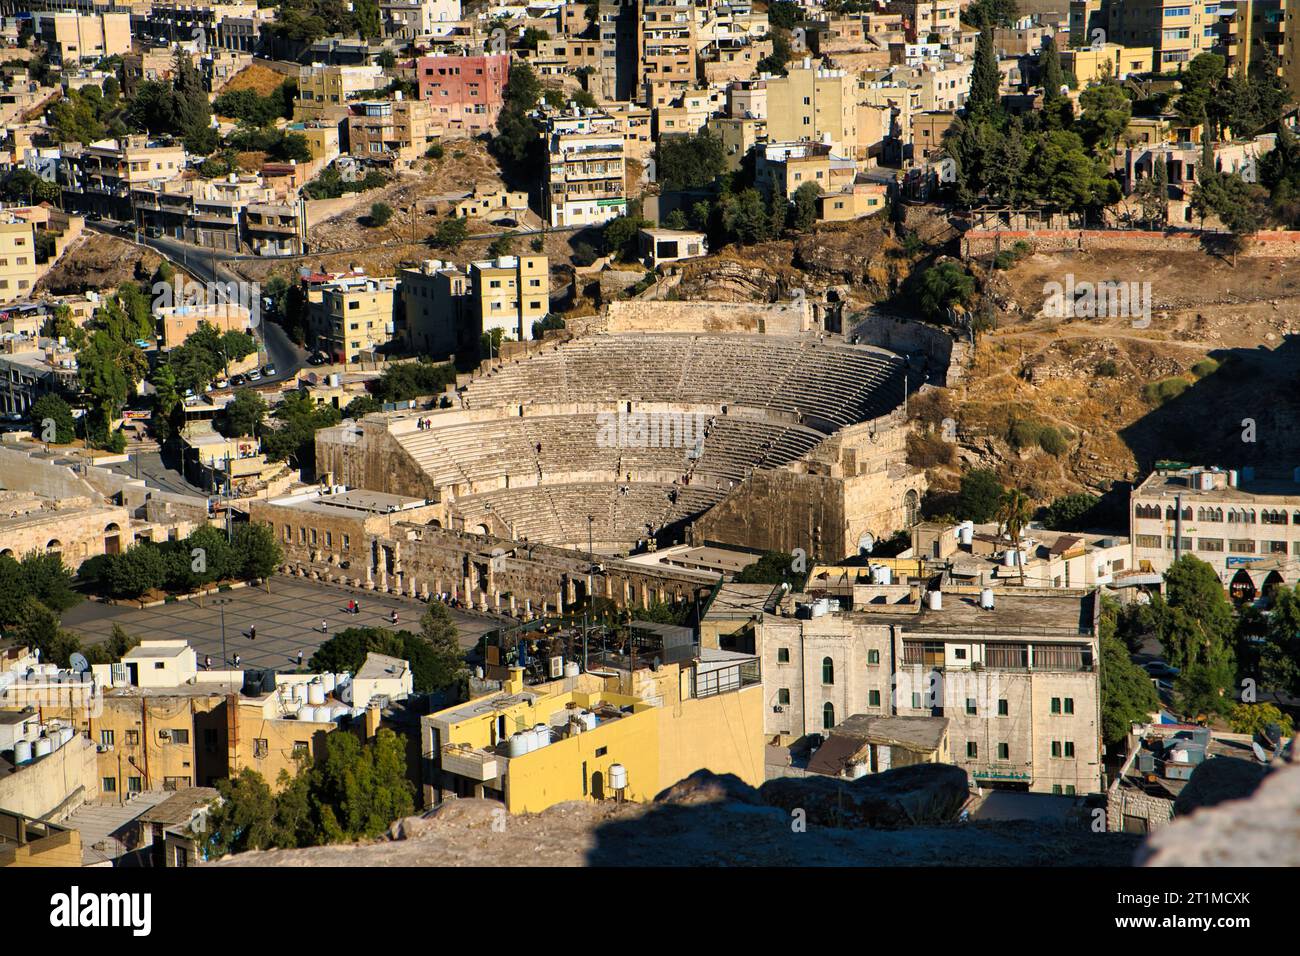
60,576 -> 498,673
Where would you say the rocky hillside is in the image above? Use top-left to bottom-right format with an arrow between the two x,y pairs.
210,765 -> 1140,867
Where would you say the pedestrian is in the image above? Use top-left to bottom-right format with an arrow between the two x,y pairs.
390,609 -> 398,625
347,599 -> 355,614
354,601 -> 361,615
297,649 -> 304,668
321,619 -> 328,633
248,624 -> 256,641
233,653 -> 241,667
204,654 -> 212,670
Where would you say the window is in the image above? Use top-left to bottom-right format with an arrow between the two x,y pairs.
778,688 -> 790,704
293,740 -> 309,755
102,776 -> 117,793
125,730 -> 139,746
1064,698 -> 1074,715
595,746 -> 608,757
998,699 -> 1009,716
777,647 -> 790,663
1064,741 -> 1075,758
867,649 -> 880,665
1051,741 -> 1062,757
1051,697 -> 1061,714
966,741 -> 978,758
253,739 -> 269,758
127,776 -> 143,793
1198,538 -> 1224,552
965,698 -> 977,715
954,648 -> 967,660
171,728 -> 189,745
998,742 -> 1009,759
821,657 -> 834,685
822,702 -> 835,729
100,730 -> 115,747
912,692 -> 922,709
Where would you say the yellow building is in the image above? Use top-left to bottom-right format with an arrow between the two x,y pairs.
1106,0 -> 1212,71
817,182 -> 888,222
307,274 -> 398,364
0,217 -> 37,304
295,63 -> 387,121
764,57 -> 863,158
706,116 -> 768,171
470,254 -> 550,342
1060,43 -> 1155,84
423,650 -> 764,813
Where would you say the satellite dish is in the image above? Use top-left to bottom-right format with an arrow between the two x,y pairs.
69,653 -> 89,674
1250,741 -> 1269,764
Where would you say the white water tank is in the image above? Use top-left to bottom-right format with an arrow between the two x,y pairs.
928,590 -> 943,611
322,673 -> 337,694
608,764 -> 628,790
315,706 -> 333,723
980,588 -> 995,610
330,704 -> 348,720
297,705 -> 314,721
13,739 -> 32,764
522,729 -> 537,753
564,661 -> 580,678
507,733 -> 529,757
1171,746 -> 1191,764
308,682 -> 326,706
875,565 -> 892,586
1228,470 -> 1238,488
580,711 -> 596,731
34,737 -> 53,758
1199,471 -> 1215,491
1003,548 -> 1017,567
958,521 -> 974,545
533,724 -> 550,749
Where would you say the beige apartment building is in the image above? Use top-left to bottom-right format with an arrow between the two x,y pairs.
34,11 -> 130,64
765,58 -> 863,157
1060,43 -> 1156,83
0,216 -> 37,303
1130,464 -> 1300,600
638,0 -> 698,104
307,274 -> 398,364
706,115 -> 768,170
1106,0 -> 1215,71
732,585 -> 1103,795
400,258 -> 470,357
470,254 -> 550,343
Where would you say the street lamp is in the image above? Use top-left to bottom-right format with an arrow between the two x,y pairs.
212,597 -> 237,687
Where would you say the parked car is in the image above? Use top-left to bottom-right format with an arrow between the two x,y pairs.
1143,661 -> 1180,680
307,353 -> 326,366
246,368 -> 262,381
230,374 -> 246,387
262,363 -> 277,377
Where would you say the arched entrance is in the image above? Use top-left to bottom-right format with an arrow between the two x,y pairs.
1262,570 -> 1286,599
1229,569 -> 1257,603
857,532 -> 875,555
904,489 -> 920,527
104,522 -> 122,555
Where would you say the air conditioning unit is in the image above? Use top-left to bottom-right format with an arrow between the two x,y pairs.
97,744 -> 113,753
773,705 -> 784,713
157,730 -> 171,741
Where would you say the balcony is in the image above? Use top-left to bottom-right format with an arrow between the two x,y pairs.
440,744 -> 501,781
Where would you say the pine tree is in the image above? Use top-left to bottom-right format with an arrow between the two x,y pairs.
1039,35 -> 1064,103
968,28 -> 1001,119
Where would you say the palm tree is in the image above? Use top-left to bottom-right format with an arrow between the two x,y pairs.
999,488 -> 1034,584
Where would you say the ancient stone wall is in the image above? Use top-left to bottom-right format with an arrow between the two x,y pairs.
690,468 -> 848,561
604,299 -> 813,335
961,228 -> 1300,259
851,312 -> 968,387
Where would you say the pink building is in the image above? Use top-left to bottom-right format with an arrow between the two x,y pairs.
416,53 -> 510,135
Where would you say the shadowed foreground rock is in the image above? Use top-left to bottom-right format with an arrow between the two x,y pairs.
1170,756 -> 1268,818
759,764 -> 970,828
211,767 -> 1139,867
1138,761 -> 1300,866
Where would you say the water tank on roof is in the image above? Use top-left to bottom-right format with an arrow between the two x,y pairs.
13,739 -> 32,765
958,521 -> 974,546
533,724 -> 550,749
1199,471 -> 1215,491
979,587 -> 995,610
507,733 -> 529,757
928,590 -> 942,611
297,705 -> 314,721
58,727 -> 74,747
307,682 -> 326,706
608,764 -> 628,790
33,737 -> 52,758
564,661 -> 580,678
322,672 -> 336,694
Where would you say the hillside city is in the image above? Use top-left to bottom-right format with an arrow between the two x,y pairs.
0,0 -> 1295,882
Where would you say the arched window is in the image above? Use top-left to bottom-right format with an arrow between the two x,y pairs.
822,702 -> 835,730
46,539 -> 62,554
822,657 -> 834,685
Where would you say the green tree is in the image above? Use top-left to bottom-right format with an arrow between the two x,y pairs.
224,388 -> 267,438
28,394 -> 76,444
232,522 -> 282,580
655,131 -> 727,191
432,217 -> 468,250
310,728 -> 415,843
20,551 -> 80,614
1099,599 -> 1161,744
1040,493 -> 1099,530
733,551 -> 809,590
106,542 -> 167,599
1039,35 -> 1065,104
956,469 -> 1005,523
998,487 -> 1033,583
968,29 -> 1001,118
1228,701 -> 1294,738
417,601 -> 468,691
602,214 -> 650,260
369,202 -> 393,227
917,262 -> 975,319
204,770 -> 280,858
83,623 -> 141,665
788,181 -> 822,232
